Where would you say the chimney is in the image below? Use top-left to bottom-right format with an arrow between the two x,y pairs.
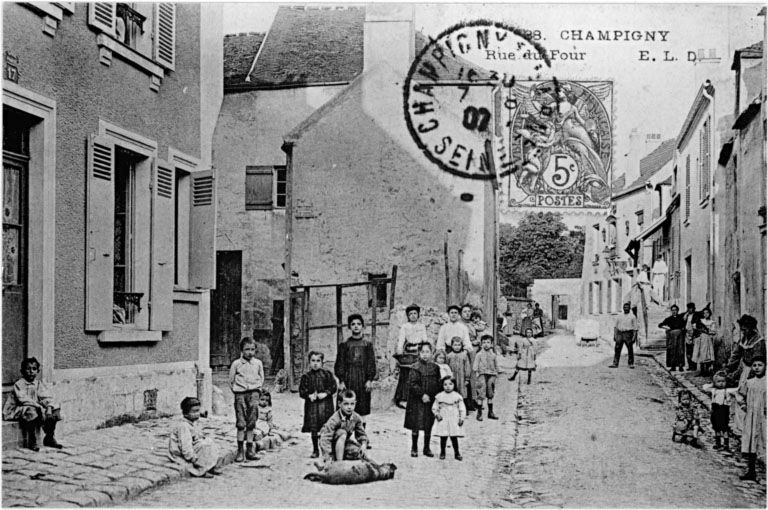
363,4 -> 414,77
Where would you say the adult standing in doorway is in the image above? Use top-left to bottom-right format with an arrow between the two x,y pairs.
394,304 -> 428,409
726,314 -> 765,437
659,304 -> 686,372
682,303 -> 699,372
335,314 -> 377,445
651,254 -> 668,304
532,303 -> 544,337
609,303 -> 638,369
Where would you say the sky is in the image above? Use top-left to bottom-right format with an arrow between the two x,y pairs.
221,3 -> 765,176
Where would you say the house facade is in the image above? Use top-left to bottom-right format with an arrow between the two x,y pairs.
214,5 -> 499,385
2,2 -> 222,434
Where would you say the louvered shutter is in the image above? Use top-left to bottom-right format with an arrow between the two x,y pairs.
189,170 -> 216,289
87,3 -> 115,36
154,3 -> 176,70
150,159 -> 175,331
85,135 -> 115,331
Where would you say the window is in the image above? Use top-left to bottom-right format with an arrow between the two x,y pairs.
636,210 -> 644,226
685,155 -> 691,221
558,305 -> 568,320
245,165 -> 286,210
368,273 -> 388,308
113,148 -> 142,324
625,220 -> 630,236
88,3 -> 176,90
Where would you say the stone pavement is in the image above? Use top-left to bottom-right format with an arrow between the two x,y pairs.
130,353 -> 524,508
1,414 -> 241,507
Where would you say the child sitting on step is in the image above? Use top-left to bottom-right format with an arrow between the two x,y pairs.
3,357 -> 63,451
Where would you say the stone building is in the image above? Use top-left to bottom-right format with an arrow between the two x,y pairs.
714,41 -> 766,335
214,5 -> 499,382
2,2 -> 222,437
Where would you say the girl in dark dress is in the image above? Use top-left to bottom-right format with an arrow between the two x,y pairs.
405,342 -> 442,457
335,314 -> 377,432
299,351 -> 338,458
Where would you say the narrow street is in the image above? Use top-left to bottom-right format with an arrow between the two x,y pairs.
131,333 -> 765,508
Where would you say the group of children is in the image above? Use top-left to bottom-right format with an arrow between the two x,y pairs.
673,357 -> 766,482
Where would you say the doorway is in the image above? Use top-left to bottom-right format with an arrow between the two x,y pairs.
3,110 -> 30,387
210,251 -> 242,369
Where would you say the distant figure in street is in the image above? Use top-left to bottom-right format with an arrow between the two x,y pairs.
168,397 -> 223,477
462,304 -> 479,350
532,303 -> 544,337
702,371 -> 738,451
434,350 -> 453,380
736,355 -> 766,481
509,328 -> 537,385
299,351 -> 338,458
432,376 -> 466,461
651,254 -> 668,303
446,337 -> 472,411
405,342 -> 442,457
609,303 -> 638,369
682,303 -> 699,371
692,307 -> 716,376
394,304 -> 428,408
2,357 -> 63,451
229,337 -> 264,462
672,390 -> 702,447
473,335 -> 500,421
659,304 -> 686,372
318,390 -> 369,463
726,314 -> 765,438
335,314 -> 377,444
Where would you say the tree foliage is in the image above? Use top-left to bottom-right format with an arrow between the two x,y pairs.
499,212 -> 585,297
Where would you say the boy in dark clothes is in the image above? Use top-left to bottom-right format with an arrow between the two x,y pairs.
299,351 -> 338,458
335,314 -> 377,446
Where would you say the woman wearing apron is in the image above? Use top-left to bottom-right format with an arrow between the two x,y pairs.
394,304 -> 427,408
726,315 -> 765,438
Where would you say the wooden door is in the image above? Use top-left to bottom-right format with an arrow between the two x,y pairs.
210,251 -> 241,368
3,151 -> 28,386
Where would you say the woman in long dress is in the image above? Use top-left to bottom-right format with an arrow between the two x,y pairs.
691,307 -> 716,376
394,304 -> 427,408
725,315 -> 765,437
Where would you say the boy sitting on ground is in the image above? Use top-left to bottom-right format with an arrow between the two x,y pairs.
2,357 -> 62,450
318,390 -> 369,463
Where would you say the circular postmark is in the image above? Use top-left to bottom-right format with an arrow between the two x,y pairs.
403,20 -> 613,208
403,20 -> 552,181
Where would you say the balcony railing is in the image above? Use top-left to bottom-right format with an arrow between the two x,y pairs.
113,292 -> 144,324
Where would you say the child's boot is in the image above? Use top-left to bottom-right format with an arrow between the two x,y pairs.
42,418 -> 63,449
740,454 -> 757,481
439,437 -> 447,460
311,433 -> 320,458
488,404 -> 499,420
476,407 -> 483,421
411,433 -> 418,457
22,422 -> 39,452
245,442 -> 259,460
451,437 -> 462,461
235,441 -> 245,462
723,437 -> 730,451
714,436 -> 722,450
363,422 -> 372,449
422,432 -> 434,457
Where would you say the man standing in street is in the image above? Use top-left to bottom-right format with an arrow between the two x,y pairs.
610,302 -> 638,369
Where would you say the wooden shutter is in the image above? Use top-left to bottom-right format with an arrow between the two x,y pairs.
685,155 -> 691,219
150,159 -> 175,331
85,134 -> 115,331
154,3 -> 176,70
189,170 -> 216,289
87,3 -> 115,36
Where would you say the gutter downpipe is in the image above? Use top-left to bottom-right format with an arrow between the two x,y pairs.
701,83 -> 715,307
281,140 -> 295,390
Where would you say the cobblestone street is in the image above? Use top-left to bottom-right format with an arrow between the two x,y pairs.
132,333 -> 766,508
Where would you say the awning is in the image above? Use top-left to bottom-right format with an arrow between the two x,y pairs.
635,214 -> 667,241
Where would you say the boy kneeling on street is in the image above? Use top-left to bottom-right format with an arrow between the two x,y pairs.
318,390 -> 369,463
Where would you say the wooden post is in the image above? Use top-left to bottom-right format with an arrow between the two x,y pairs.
281,141 -> 294,389
371,283 -> 378,348
444,232 -> 450,307
336,285 -> 343,347
389,265 -> 398,311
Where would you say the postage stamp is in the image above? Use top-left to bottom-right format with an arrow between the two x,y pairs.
403,20 -> 614,209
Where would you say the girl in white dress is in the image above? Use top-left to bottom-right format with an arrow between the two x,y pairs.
432,376 -> 466,460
